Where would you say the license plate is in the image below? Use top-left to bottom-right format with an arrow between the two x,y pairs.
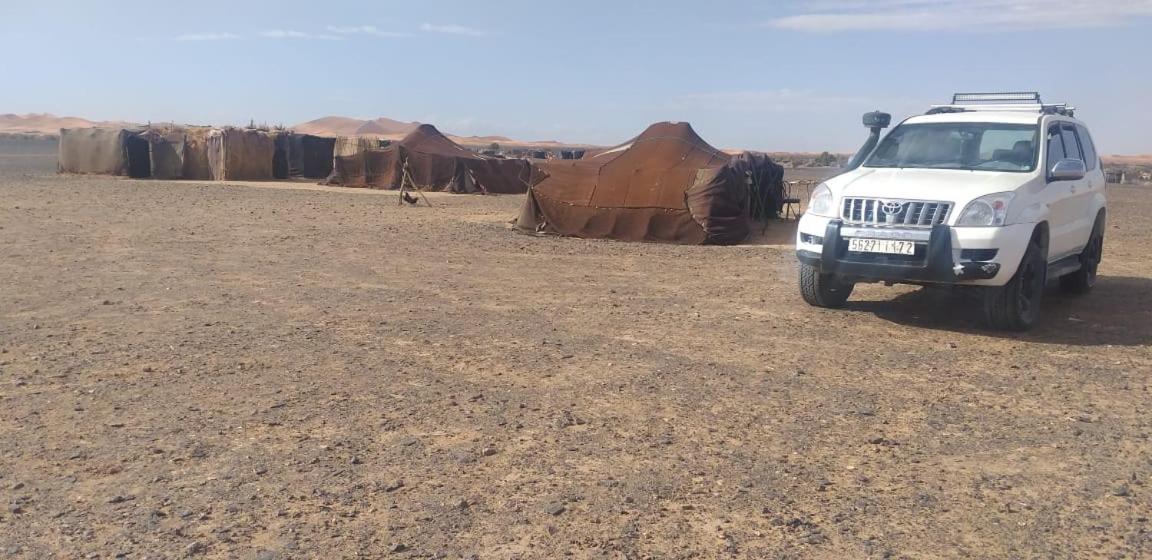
847,238 -> 916,255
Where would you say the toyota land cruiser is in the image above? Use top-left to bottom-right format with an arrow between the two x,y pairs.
796,92 -> 1107,331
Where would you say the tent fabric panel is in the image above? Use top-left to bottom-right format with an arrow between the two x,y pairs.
144,130 -> 186,180
181,128 -> 213,180
207,128 -> 275,180
525,190 -> 707,244
58,128 -> 131,175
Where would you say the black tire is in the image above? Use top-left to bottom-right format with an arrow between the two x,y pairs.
1059,214 -> 1105,295
984,234 -> 1047,331
799,262 -> 854,308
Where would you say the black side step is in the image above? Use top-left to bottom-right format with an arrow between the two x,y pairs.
1047,255 -> 1082,279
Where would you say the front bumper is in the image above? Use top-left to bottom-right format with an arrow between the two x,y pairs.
795,215 -> 1031,286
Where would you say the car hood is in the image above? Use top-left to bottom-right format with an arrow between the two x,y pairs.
828,167 -> 1035,205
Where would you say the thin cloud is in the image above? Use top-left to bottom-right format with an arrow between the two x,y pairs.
769,0 -> 1152,32
326,25 -> 411,38
420,23 -> 490,37
174,32 -> 240,41
259,29 -> 342,40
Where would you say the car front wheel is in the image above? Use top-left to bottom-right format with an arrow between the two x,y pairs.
984,234 -> 1046,331
799,262 -> 854,308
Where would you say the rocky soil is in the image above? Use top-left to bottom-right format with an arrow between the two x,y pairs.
1,155 -> 1150,559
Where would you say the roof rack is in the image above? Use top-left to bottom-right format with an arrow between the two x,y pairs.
953,92 -> 1041,104
925,91 -> 1075,117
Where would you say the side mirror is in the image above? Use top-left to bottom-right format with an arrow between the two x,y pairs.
1049,158 -> 1086,182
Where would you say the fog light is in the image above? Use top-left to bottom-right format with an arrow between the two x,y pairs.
801,233 -> 824,245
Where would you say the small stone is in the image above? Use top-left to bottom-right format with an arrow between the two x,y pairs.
1113,485 -> 1132,497
185,541 -> 205,556
388,543 -> 407,553
385,480 -> 404,492
107,495 -> 134,504
10,482 -> 24,490
102,300 -> 113,305
481,447 -> 498,457
867,437 -> 885,445
350,456 -> 362,465
143,366 -> 154,373
545,504 -> 566,516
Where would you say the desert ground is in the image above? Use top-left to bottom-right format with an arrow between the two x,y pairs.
1,154 -> 1150,559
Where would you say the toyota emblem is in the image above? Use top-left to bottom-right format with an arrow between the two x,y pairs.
880,201 -> 904,215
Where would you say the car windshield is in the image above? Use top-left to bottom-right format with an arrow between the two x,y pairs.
864,122 -> 1039,172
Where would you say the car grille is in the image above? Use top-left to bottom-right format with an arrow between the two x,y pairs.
841,198 -> 952,227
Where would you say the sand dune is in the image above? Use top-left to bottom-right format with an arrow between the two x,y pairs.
0,113 -> 136,135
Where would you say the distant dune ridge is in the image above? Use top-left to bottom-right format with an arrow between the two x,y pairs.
290,116 -> 571,149
0,113 -> 1147,163
0,113 -> 137,135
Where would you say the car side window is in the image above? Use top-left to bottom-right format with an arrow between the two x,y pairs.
1061,124 -> 1083,163
1076,124 -> 1099,171
1046,126 -> 1065,167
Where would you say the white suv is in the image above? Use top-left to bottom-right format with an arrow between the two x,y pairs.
796,92 -> 1107,330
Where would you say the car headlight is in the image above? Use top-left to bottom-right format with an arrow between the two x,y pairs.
807,183 -> 835,217
956,192 -> 1015,227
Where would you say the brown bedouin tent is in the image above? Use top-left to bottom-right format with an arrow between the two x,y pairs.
59,127 -> 148,177
326,124 -> 535,194
207,127 -> 276,180
515,121 -> 783,245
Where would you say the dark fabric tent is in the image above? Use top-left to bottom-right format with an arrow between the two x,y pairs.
58,128 -> 141,176
515,122 -> 779,245
288,134 -> 335,179
327,125 -> 534,194
206,128 -> 276,180
139,128 -> 186,180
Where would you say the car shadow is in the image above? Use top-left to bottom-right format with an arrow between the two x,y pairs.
846,275 -> 1152,346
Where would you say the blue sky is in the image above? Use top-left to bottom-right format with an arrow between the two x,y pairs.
2,0 -> 1150,153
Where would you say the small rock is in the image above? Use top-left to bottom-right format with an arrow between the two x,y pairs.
184,541 -> 205,556
384,480 -> 404,492
350,456 -> 362,465
481,447 -> 498,457
545,504 -> 566,516
1113,485 -> 1132,497
388,543 -> 407,553
867,437 -> 885,445
143,366 -> 154,373
107,495 -> 134,504
10,482 -> 24,490
102,300 -> 113,305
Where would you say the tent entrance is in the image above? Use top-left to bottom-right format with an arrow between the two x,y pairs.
126,135 -> 151,178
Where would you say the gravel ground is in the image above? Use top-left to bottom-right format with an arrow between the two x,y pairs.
1,154 -> 1150,559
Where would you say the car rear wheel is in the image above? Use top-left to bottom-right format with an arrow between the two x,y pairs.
799,262 -> 854,308
984,234 -> 1046,331
1060,214 -> 1104,295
